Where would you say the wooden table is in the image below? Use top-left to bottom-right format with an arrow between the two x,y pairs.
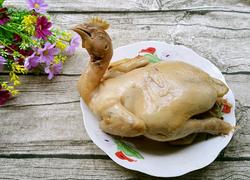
1,0 -> 250,179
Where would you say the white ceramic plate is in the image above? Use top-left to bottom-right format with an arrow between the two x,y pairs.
80,41 -> 236,177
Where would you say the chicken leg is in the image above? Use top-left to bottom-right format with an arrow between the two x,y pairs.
100,102 -> 146,137
171,117 -> 233,141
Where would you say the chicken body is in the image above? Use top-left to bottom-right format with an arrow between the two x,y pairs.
73,18 -> 232,143
89,59 -> 232,141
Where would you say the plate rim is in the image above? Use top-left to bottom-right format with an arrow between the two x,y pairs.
79,41 -> 236,177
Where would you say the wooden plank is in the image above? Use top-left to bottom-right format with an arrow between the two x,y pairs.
1,1 -> 249,178
4,0 -> 250,12
0,101 -> 86,143
1,73 -> 250,108
1,12 -> 249,74
0,158 -> 249,179
223,104 -> 250,158
225,75 -> 250,107
51,12 -> 250,74
0,74 -> 249,107
0,106 -> 248,158
0,75 -> 80,107
0,140 -> 104,156
0,75 -> 249,158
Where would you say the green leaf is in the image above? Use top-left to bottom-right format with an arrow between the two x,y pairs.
0,0 -> 5,8
144,54 -> 161,63
115,139 -> 144,159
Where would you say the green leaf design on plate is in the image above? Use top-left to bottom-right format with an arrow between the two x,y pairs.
115,139 -> 144,159
144,54 -> 161,63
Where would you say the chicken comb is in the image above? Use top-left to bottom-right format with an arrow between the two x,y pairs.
88,17 -> 110,30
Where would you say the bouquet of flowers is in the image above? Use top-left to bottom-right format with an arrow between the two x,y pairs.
0,0 -> 80,105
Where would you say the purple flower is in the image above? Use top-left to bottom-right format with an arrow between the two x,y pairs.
65,34 -> 81,55
45,62 -> 63,80
38,42 -> 59,65
0,56 -> 6,72
0,85 -> 11,106
0,8 -> 10,25
24,53 -> 40,70
35,16 -> 52,40
27,0 -> 48,14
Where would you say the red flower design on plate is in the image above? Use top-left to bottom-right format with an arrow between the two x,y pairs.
115,151 -> 136,162
140,47 -> 156,54
114,139 -> 143,163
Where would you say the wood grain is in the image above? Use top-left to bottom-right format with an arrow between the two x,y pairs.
1,71 -> 250,108
0,105 -> 248,158
4,0 -> 250,12
1,12 -> 249,74
1,0 -> 250,178
0,158 -> 249,179
0,75 -> 249,159
49,12 -> 250,75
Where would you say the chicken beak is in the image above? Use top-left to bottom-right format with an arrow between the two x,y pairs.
72,24 -> 92,48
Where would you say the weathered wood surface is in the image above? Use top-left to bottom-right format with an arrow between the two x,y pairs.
2,11 -> 250,75
0,159 -> 250,179
0,74 -> 249,159
1,0 -> 250,179
1,74 -> 249,106
55,11 -> 250,74
5,0 -> 250,12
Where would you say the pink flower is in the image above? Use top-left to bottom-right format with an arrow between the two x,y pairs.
38,42 -> 59,65
14,34 -> 22,42
0,8 -> 10,25
27,0 -> 48,14
35,16 -> 52,40
24,53 -> 40,70
0,56 -> 6,72
45,62 -> 63,80
0,85 -> 11,106
65,34 -> 81,55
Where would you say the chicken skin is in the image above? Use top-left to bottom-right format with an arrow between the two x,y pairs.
73,17 -> 233,143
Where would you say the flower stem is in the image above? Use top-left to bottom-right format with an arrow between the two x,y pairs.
0,39 -> 26,59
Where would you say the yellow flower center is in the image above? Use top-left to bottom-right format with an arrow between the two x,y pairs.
34,3 -> 40,9
44,50 -> 49,56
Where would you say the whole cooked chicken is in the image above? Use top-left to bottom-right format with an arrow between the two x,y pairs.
73,18 -> 233,144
